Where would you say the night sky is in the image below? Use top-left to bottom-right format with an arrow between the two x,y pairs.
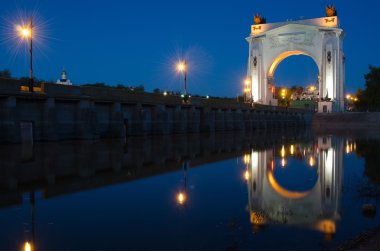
0,0 -> 379,96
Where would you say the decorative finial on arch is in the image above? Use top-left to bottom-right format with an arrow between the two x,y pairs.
326,4 -> 337,17
254,14 -> 266,25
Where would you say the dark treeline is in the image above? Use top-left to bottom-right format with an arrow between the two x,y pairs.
355,65 -> 380,111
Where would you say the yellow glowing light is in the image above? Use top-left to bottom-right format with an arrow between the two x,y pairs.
163,91 -> 167,96
24,242 -> 32,251
315,219 -> 336,235
309,156 -> 315,167
267,171 -> 310,199
354,98 -> 358,102
16,25 -> 31,39
281,145 -> 286,158
244,170 -> 250,181
281,158 -> 286,167
177,192 -> 186,205
290,145 -> 294,155
346,144 -> 350,154
244,88 -> 251,93
346,94 -> 351,99
309,86 -> 316,91
243,154 -> 250,165
177,61 -> 186,72
244,79 -> 251,86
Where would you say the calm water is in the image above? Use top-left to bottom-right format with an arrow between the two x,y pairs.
0,130 -> 380,251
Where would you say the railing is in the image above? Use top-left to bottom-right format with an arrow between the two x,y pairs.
0,79 -> 311,113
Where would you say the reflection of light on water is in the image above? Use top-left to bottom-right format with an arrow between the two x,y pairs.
290,145 -> 294,155
281,158 -> 286,167
309,156 -> 315,167
24,242 -> 32,251
315,219 -> 336,237
177,192 -> 186,205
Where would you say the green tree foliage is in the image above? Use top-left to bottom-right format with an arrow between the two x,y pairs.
356,65 -> 380,111
0,69 -> 12,78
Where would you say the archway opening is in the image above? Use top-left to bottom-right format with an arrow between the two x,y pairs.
270,53 -> 320,108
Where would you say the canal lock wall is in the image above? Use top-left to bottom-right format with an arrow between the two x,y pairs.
0,79 -> 313,143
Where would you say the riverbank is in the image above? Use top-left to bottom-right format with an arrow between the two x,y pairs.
313,112 -> 380,130
336,226 -> 380,250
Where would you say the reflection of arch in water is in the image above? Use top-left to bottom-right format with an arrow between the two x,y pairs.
247,137 -> 343,236
267,170 -> 312,199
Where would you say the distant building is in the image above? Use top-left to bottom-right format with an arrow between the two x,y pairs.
56,68 -> 73,85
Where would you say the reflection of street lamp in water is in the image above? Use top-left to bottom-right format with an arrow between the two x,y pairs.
23,191 -> 36,251
177,161 -> 188,206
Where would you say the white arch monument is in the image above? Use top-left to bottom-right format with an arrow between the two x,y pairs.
246,9 -> 345,112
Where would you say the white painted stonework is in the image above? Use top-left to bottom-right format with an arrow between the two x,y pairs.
246,16 -> 345,112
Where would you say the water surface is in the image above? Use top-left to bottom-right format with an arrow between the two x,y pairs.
0,130 -> 379,250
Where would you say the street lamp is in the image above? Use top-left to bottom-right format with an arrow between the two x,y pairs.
17,17 -> 34,92
177,60 -> 188,103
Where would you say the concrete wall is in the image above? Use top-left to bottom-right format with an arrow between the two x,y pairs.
0,80 -> 313,143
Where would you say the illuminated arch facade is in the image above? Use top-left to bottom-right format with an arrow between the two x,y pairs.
246,16 -> 345,111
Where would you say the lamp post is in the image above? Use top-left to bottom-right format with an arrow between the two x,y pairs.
17,17 -> 34,92
177,60 -> 188,103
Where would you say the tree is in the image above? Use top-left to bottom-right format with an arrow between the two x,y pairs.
356,65 -> 380,111
0,69 -> 11,78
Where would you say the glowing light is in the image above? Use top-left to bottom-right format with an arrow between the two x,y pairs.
177,192 -> 186,205
281,145 -> 286,158
177,61 -> 186,73
309,156 -> 315,167
24,242 -> 32,251
315,219 -> 336,235
309,86 -> 316,91
267,171 -> 310,199
346,144 -> 350,154
290,145 -> 294,155
346,94 -> 351,99
244,78 -> 251,86
206,95 -> 209,99
243,154 -> 250,165
163,91 -> 167,96
244,170 -> 250,181
17,25 -> 31,39
281,158 -> 286,167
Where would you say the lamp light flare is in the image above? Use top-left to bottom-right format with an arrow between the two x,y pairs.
24,242 -> 32,251
177,61 -> 186,72
16,25 -> 31,39
177,192 -> 186,205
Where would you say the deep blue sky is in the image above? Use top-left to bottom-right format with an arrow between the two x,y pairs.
0,0 -> 379,96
